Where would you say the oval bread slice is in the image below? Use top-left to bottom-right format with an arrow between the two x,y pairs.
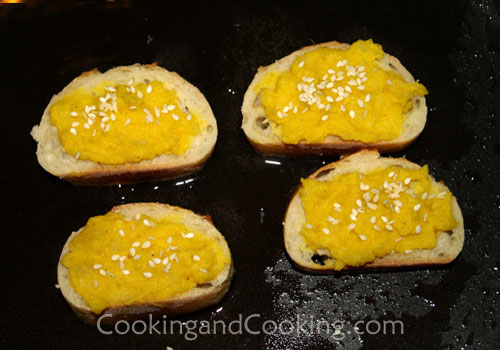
31,64 -> 217,185
57,203 -> 233,324
242,41 -> 427,155
283,150 -> 464,273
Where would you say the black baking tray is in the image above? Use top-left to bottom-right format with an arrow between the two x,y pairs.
1,0 -> 499,349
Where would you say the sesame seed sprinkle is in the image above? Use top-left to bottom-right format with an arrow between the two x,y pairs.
143,272 -> 152,278
416,225 -> 422,234
200,268 -> 208,273
359,234 -> 367,241
298,61 -> 304,68
99,269 -> 106,276
93,264 -> 102,269
193,255 -> 201,261
348,223 -> 356,230
322,228 -> 330,234
306,224 -> 313,229
142,241 -> 151,249
122,270 -> 130,275
111,254 -> 120,261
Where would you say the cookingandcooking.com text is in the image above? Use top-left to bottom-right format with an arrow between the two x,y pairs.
97,314 -> 404,340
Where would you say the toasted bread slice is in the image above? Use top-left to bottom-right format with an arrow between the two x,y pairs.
283,150 -> 464,273
57,203 -> 233,324
31,64 -> 217,185
242,41 -> 427,155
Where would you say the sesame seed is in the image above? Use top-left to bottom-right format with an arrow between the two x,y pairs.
349,110 -> 355,118
405,250 -> 413,254
367,203 -> 377,210
172,114 -> 179,120
122,270 -> 130,275
386,224 -> 393,231
381,216 -> 388,223
148,260 -> 155,268
111,254 -> 120,261
99,269 -> 106,276
70,128 -> 77,135
93,264 -> 102,269
293,106 -> 298,114
370,216 -> 376,224
437,191 -> 447,199
416,225 -> 422,234
424,213 -> 428,222
118,229 -> 125,237
193,255 -> 201,261
200,268 -> 208,273
129,105 -> 137,110
327,216 -> 339,225
388,171 -> 395,178
146,85 -> 152,93
387,80 -> 394,85
130,247 -> 136,256
322,115 -> 328,121
137,91 -> 143,99
350,214 -> 357,221
395,238 -> 403,242
374,225 -> 381,231
348,223 -> 356,230
70,111 -> 78,117
357,85 -> 365,90
359,234 -> 367,241
143,272 -> 152,278
167,237 -> 173,244
124,118 -> 131,126
404,177 -> 411,185
183,232 -> 193,239
365,94 -> 371,102
356,199 -> 363,207
143,219 -> 151,226
131,241 -> 140,248
394,200 -> 403,207
298,61 -> 304,67
162,258 -> 169,265
142,241 -> 151,249
413,203 -> 421,211
360,182 -> 370,191
422,192 -> 428,200
322,228 -> 330,234
395,206 -> 401,214
153,258 -> 161,265
119,256 -> 126,262
133,255 -> 141,260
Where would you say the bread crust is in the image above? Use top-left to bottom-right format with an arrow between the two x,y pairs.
241,41 -> 427,156
32,64 -> 217,185
283,150 -> 464,273
57,203 -> 233,325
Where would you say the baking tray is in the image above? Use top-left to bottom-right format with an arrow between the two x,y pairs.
1,0 -> 499,349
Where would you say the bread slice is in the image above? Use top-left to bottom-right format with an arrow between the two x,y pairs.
57,203 -> 233,325
31,64 -> 217,185
283,150 -> 464,273
242,41 -> 427,155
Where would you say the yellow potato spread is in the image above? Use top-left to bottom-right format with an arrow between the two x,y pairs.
255,40 -> 428,144
299,165 -> 458,270
50,80 -> 204,164
61,211 -> 230,314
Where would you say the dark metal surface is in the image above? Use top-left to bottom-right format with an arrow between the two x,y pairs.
1,0 -> 499,349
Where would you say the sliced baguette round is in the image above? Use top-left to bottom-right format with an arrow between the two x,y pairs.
58,202 -> 233,325
31,64 -> 217,185
242,41 -> 427,156
283,150 -> 464,273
